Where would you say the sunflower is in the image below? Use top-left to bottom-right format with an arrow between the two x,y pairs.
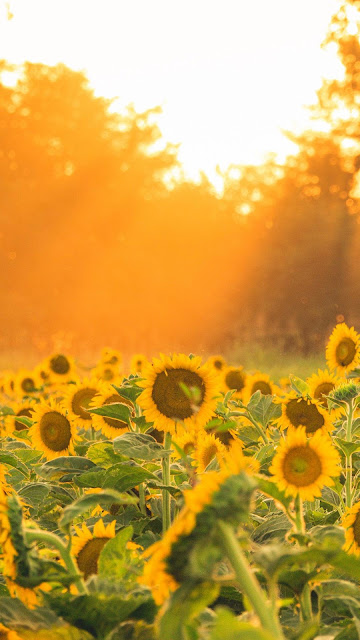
14,369 -> 41,398
0,485 -> 37,607
89,384 -> 134,439
193,431 -> 227,472
92,364 -> 122,384
277,391 -> 333,435
4,400 -> 35,437
172,428 -> 198,459
72,519 -> 116,580
242,372 -> 277,405
62,378 -> 100,428
307,369 -> 344,417
0,624 -> 22,640
1,373 -> 16,398
100,347 -> 123,368
138,354 -> 220,434
140,451 -> 257,604
29,399 -> 76,460
343,501 -> 360,556
43,353 -> 77,383
326,323 -> 360,375
208,355 -> 227,372
130,353 -> 148,375
222,366 -> 247,399
269,426 -> 340,501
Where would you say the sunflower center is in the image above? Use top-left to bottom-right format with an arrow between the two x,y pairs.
106,356 -> 119,365
103,368 -> 115,381
15,408 -> 32,431
282,445 -> 322,487
71,388 -> 97,420
21,377 -> 36,393
76,537 -> 109,580
152,368 -> 205,420
285,398 -> 325,434
39,411 -> 72,451
352,511 -> 360,546
0,630 -> 10,640
314,382 -> 335,406
225,370 -> 245,392
50,355 -> 70,375
252,381 -> 272,395
201,443 -> 218,468
335,338 -> 356,367
103,393 -> 132,428
214,360 -> 223,370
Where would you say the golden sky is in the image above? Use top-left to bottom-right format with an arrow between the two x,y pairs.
0,0 -> 343,185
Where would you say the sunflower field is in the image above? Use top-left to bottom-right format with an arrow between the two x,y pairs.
1,326 -> 360,639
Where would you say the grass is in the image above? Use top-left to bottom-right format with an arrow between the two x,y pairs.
224,342 -> 326,382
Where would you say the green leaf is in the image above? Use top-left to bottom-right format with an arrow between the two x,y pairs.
159,581 -> 220,640
88,403 -> 132,425
257,476 -> 293,511
0,405 -> 15,416
98,526 -> 133,579
113,433 -> 166,461
247,394 -> 281,427
38,457 -> 97,481
0,597 -> 61,628
334,437 -> 360,457
86,442 -> 123,468
74,469 -> 106,488
289,375 -> 310,396
60,490 -> 137,530
20,627 -> 94,640
252,513 -> 292,544
0,451 -> 30,477
111,384 -> 143,402
102,462 -> 157,491
210,607 -> 277,640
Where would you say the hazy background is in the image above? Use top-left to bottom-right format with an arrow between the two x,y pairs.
1,0 -> 360,365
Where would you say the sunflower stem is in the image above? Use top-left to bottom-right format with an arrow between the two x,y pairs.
217,521 -> 284,639
162,432 -> 172,533
139,483 -> 147,515
345,401 -> 354,509
234,412 -> 269,445
293,496 -> 313,621
294,494 -> 305,534
25,528 -> 87,594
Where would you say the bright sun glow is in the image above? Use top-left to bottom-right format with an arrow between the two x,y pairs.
0,0 -> 344,186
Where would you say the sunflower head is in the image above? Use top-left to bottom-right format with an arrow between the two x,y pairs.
328,382 -> 360,407
130,353 -> 148,374
100,348 -> 122,367
193,431 -> 227,472
14,369 -> 41,397
44,353 -> 77,383
89,384 -> 134,438
222,366 -> 247,398
4,401 -> 35,437
307,369 -> 344,416
72,519 -> 116,580
138,354 -> 220,434
242,372 -> 277,405
29,399 -> 76,460
269,426 -> 340,501
343,502 -> 360,556
63,378 -> 100,427
207,355 -> 227,372
326,323 -> 360,375
277,391 -> 333,436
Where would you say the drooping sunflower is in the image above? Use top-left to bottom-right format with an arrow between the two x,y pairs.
242,372 -> 277,405
307,369 -> 344,417
326,323 -> 360,375
4,400 -> 35,438
29,399 -> 76,459
130,353 -> 148,375
43,353 -> 77,383
89,384 -> 134,439
140,449 -> 258,605
138,354 -> 220,434
62,378 -> 100,428
277,391 -> 333,436
342,501 -> 360,556
72,519 -> 116,580
0,484 -> 38,608
193,431 -> 227,472
269,426 -> 340,501
207,355 -> 227,373
222,366 -> 247,399
14,369 -> 41,398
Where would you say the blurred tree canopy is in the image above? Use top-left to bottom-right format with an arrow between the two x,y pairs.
1,1 -> 360,360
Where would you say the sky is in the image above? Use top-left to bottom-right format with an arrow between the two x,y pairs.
0,0 -> 344,184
